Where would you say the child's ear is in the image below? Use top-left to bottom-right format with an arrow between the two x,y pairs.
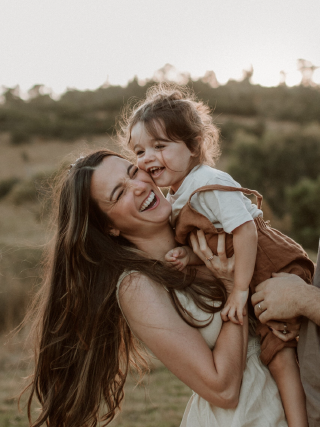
109,227 -> 120,237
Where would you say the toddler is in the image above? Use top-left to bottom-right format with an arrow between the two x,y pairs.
121,84 -> 313,427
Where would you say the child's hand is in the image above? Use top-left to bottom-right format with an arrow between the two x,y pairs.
220,289 -> 249,325
165,246 -> 190,271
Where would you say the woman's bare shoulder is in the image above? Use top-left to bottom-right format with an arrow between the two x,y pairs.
119,271 -> 156,295
118,272 -> 168,320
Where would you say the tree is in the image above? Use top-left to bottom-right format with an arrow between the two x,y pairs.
201,70 -> 219,88
152,64 -> 190,85
227,128 -> 320,217
297,59 -> 319,87
287,176 -> 320,251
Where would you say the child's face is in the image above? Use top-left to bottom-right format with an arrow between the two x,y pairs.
130,121 -> 196,192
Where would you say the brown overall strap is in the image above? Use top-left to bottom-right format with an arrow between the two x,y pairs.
187,184 -> 263,211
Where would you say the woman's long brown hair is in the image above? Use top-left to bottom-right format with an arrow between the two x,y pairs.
24,149 -> 226,427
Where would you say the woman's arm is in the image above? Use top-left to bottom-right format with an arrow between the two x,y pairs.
119,273 -> 248,409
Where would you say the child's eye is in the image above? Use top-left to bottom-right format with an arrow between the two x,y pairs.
155,144 -> 165,150
136,150 -> 144,156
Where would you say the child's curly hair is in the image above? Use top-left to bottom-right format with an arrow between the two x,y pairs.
118,84 -> 220,166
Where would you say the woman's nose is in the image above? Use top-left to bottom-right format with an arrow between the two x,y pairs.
131,178 -> 149,195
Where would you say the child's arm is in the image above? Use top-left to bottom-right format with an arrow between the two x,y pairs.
165,246 -> 202,271
221,220 -> 257,325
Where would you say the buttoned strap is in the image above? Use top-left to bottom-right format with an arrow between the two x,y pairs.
187,184 -> 263,210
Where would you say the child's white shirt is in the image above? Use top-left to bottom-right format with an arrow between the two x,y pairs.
166,165 -> 263,233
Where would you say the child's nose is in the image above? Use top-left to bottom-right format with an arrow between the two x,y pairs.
144,148 -> 155,163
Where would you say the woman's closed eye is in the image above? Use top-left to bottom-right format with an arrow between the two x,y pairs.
116,167 -> 138,201
116,189 -> 124,201
130,166 -> 139,178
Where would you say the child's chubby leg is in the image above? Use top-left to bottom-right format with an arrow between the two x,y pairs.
268,347 -> 308,427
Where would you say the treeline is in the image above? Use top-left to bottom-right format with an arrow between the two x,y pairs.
1,74 -> 320,251
227,123 -> 320,251
1,75 -> 320,144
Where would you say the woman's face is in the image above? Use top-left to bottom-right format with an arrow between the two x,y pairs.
90,156 -> 172,239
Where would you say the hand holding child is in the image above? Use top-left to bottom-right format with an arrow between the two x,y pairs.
221,289 -> 249,325
190,230 -> 235,293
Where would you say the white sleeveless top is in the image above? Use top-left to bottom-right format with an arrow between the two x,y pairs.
117,272 -> 287,427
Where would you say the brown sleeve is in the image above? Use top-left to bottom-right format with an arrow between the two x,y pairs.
256,322 -> 297,366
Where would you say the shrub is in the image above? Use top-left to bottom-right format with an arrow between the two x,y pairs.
10,130 -> 31,145
8,171 -> 54,206
0,177 -> 20,200
286,176 -> 320,251
0,245 -> 42,331
227,128 -> 320,217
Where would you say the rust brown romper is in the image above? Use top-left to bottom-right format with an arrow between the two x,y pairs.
174,184 -> 315,366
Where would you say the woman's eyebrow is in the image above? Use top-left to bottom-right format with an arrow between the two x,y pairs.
109,164 -> 134,200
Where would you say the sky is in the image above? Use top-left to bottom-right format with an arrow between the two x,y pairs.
1,0 -> 320,96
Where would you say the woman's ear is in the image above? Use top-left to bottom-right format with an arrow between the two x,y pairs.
109,228 -> 120,237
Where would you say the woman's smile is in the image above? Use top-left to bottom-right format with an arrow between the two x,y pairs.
90,155 -> 172,239
139,190 -> 159,212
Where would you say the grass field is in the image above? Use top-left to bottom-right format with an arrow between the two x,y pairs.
0,133 -> 192,426
0,131 -> 317,426
0,333 -> 191,427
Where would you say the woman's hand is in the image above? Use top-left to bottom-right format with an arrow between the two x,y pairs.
266,318 -> 301,342
190,230 -> 235,293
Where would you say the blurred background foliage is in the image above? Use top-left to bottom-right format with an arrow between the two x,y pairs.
1,64 -> 320,426
1,64 -> 320,330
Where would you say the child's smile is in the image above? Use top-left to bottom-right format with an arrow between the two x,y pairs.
148,166 -> 165,179
130,120 -> 196,192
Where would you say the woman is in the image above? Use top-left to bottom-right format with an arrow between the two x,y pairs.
25,149 -> 289,427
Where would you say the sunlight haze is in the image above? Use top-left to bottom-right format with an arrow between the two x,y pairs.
2,0 -> 320,95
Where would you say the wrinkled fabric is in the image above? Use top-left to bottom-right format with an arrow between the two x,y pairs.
175,184 -> 314,365
166,165 -> 262,233
181,338 -> 287,427
117,272 -> 288,427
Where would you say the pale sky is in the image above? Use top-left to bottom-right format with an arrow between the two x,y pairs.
1,0 -> 320,96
